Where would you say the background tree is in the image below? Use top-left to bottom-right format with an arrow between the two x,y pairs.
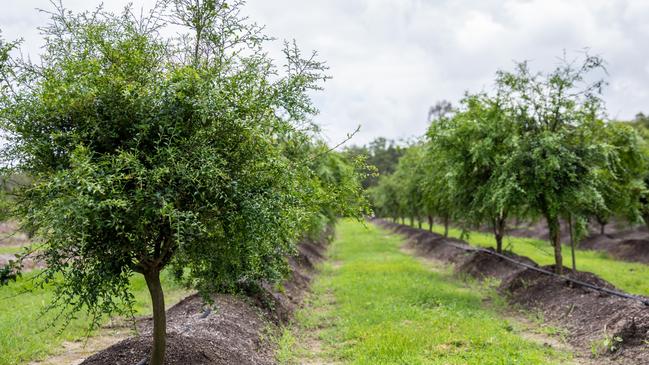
391,143 -> 427,228
496,56 -> 610,274
344,137 -> 404,189
590,122 -> 646,235
428,93 -> 523,253
0,2 -> 366,364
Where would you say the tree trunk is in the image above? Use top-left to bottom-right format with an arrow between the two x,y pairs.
417,217 -> 422,230
144,269 -> 166,365
568,215 -> 576,273
401,217 -> 405,225
443,215 -> 449,238
409,216 -> 414,227
493,217 -> 505,254
427,215 -> 433,232
547,216 -> 563,275
595,215 -> 607,236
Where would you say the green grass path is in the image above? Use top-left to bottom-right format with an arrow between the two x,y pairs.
278,220 -> 574,364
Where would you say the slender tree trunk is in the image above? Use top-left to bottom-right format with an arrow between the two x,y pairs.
547,216 -> 563,274
493,216 -> 506,254
595,215 -> 607,235
401,217 -> 405,225
144,269 -> 166,365
417,216 -> 422,230
443,215 -> 449,238
427,215 -> 433,232
568,215 -> 577,273
409,216 -> 414,227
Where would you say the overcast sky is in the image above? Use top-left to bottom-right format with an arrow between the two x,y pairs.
2,0 -> 649,146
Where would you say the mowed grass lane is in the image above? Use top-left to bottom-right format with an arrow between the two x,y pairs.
417,222 -> 649,297
0,270 -> 191,365
278,220 -> 572,364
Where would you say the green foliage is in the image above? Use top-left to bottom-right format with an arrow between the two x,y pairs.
372,54 -> 648,272
0,1 -> 366,356
344,137 -> 404,189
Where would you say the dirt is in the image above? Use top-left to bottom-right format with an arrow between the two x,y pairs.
78,231 -> 330,365
375,218 -> 649,364
0,221 -> 31,247
29,327 -> 130,365
502,266 -> 649,364
454,249 -> 537,281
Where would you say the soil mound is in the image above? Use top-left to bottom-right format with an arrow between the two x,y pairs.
501,266 -> 649,364
455,249 -> 537,281
374,218 -> 472,264
82,294 -> 274,365
81,232 -> 329,364
409,236 -> 470,263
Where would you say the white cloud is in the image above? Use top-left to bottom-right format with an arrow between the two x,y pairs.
2,0 -> 648,145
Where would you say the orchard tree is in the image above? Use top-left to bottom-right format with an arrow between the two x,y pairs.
423,126 -> 457,237
497,56 -> 610,274
370,174 -> 402,222
590,122 -> 646,235
0,2 -> 366,364
392,143 -> 427,228
429,93 -> 523,253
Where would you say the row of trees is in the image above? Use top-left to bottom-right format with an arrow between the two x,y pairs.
371,55 -> 648,275
0,1 -> 367,365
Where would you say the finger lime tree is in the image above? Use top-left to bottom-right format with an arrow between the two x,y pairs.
427,93 -> 524,252
0,1 -> 367,365
496,57 -> 614,274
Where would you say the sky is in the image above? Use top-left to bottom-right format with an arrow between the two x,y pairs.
2,0 -> 649,146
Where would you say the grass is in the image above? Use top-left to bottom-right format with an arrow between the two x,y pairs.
413,221 -> 649,297
0,269 -> 191,365
0,246 -> 23,255
278,219 -> 573,364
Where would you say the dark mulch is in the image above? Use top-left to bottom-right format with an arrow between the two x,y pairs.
374,218 -> 649,364
501,265 -> 649,364
81,233 -> 329,365
454,249 -> 537,281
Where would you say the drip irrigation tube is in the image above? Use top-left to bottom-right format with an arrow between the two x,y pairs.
384,220 -> 649,307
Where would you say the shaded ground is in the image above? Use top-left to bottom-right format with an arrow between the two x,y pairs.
375,218 -> 649,364
78,231 -> 330,365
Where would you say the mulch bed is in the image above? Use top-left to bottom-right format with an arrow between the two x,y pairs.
375,218 -> 649,364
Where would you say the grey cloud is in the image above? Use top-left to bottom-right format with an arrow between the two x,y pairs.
2,0 -> 648,145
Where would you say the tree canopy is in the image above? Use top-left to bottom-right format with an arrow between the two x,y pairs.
371,55 -> 647,274
0,1 -> 367,364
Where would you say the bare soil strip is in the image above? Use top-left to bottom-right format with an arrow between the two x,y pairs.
376,219 -> 649,365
